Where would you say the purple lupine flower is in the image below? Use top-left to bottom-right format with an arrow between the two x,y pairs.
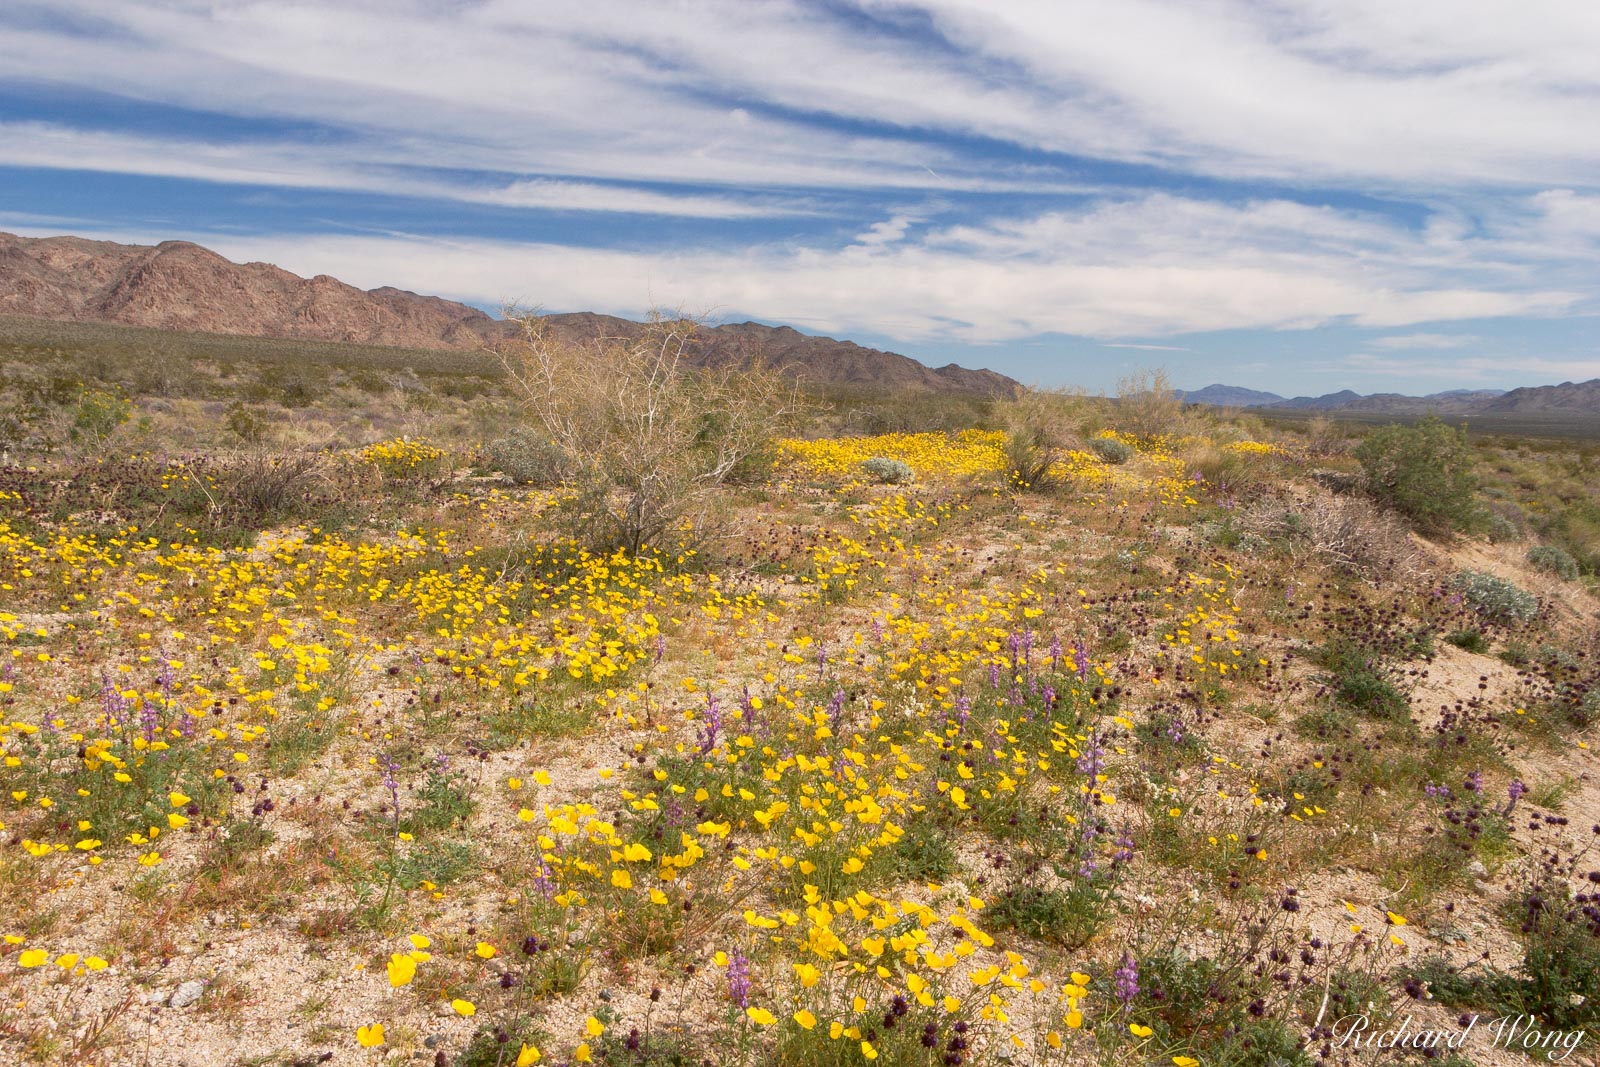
101,670 -> 132,728
1078,820 -> 1103,877
379,751 -> 401,822
1073,638 -> 1090,681
726,949 -> 751,1009
1424,783 -> 1451,800
1008,632 -> 1025,675
1048,634 -> 1063,667
176,711 -> 196,739
738,685 -> 757,728
1112,827 -> 1135,865
954,696 -> 972,728
1505,779 -> 1528,816
699,694 -> 723,754
1114,952 -> 1140,1005
1165,718 -> 1185,745
1076,730 -> 1106,778
871,617 -> 885,642
139,701 -> 161,743
1465,770 -> 1484,796
156,658 -> 177,702
654,634 -> 667,665
989,662 -> 1001,688
825,690 -> 845,720
816,642 -> 828,681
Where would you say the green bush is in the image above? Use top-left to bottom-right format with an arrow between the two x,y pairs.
860,456 -> 913,485
486,433 -> 572,487
70,387 -> 132,449
1445,629 -> 1490,654
1527,544 -> 1580,581
1354,416 -> 1478,537
1485,511 -> 1523,544
1320,642 -> 1410,720
1450,569 -> 1539,623
1089,435 -> 1134,464
1410,881 -> 1600,1031
1003,425 -> 1054,490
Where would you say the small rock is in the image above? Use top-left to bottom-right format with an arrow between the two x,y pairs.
169,980 -> 206,1008
424,1035 -> 441,1049
1468,860 -> 1488,878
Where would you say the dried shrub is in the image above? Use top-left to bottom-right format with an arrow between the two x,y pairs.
495,311 -> 798,553
1244,488 -> 1428,585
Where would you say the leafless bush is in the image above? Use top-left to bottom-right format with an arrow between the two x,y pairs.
219,451 -> 331,518
1111,367 -> 1189,440
1244,487 -> 1430,585
495,311 -> 799,553
993,387 -> 1096,491
1302,415 -> 1348,457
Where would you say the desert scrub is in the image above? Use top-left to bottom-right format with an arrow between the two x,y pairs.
859,456 -> 913,485
1354,415 -> 1479,537
1450,569 -> 1539,623
496,311 -> 797,552
1444,629 -> 1490,654
1088,435 -> 1133,465
1527,543 -> 1580,580
70,386 -> 133,450
486,433 -> 573,487
1410,878 -> 1600,1031
1318,641 -> 1410,720
1002,423 -> 1054,490
1485,510 -> 1523,544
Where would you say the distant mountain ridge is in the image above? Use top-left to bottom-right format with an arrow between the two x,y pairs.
0,232 -> 1017,397
1176,384 -> 1286,407
1176,381 -> 1600,417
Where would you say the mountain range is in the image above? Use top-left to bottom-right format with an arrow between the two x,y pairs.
1180,381 -> 1600,417
5,231 -> 1592,413
0,232 -> 1017,397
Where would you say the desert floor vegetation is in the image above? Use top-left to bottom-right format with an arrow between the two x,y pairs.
1,330 -> 1598,1067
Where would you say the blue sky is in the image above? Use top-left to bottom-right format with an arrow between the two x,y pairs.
1,1 -> 1597,395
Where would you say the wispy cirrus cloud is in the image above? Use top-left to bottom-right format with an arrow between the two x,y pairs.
4,0 -> 1598,190
1369,333 -> 1477,350
0,1 -> 1597,391
28,191 -> 1562,345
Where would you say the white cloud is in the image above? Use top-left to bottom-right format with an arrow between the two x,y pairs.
0,122 -> 818,219
4,0 -> 1599,194
1346,353 -> 1600,382
25,191 -> 1576,342
1369,333 -> 1476,349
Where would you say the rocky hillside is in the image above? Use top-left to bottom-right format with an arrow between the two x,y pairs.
0,232 -> 1017,396
1480,378 -> 1600,414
